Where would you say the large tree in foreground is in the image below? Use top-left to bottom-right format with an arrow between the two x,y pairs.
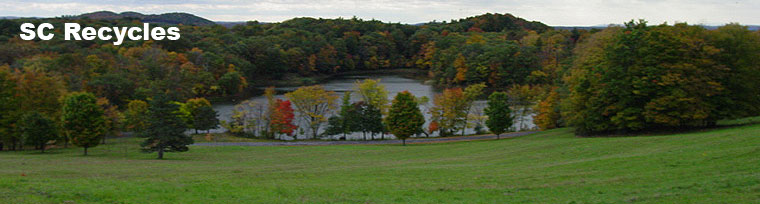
62,92 -> 106,156
386,91 -> 425,146
485,92 -> 513,139
139,94 -> 193,159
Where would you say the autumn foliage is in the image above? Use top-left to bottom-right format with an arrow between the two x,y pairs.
270,99 -> 297,136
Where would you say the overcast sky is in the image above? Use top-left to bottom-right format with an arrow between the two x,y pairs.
1,0 -> 757,26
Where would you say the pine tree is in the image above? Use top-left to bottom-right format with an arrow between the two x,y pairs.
386,91 -> 425,146
485,92 -> 513,139
338,92 -> 355,138
139,94 -> 193,159
62,92 -> 106,156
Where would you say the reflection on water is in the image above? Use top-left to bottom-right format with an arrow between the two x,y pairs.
211,74 -> 536,140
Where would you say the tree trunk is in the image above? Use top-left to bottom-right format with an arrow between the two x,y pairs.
402,138 -> 406,146
363,132 -> 366,140
195,129 -> 199,134
496,134 -> 500,140
157,147 -> 164,159
41,144 -> 45,153
101,135 -> 106,144
83,147 -> 88,156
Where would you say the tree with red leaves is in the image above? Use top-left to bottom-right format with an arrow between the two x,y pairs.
270,99 -> 297,139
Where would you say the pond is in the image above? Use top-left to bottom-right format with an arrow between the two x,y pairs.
211,74 -> 536,140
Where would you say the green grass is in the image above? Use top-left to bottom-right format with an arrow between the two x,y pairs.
1,122 -> 759,203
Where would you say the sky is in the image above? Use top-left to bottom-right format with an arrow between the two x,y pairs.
1,0 -> 758,26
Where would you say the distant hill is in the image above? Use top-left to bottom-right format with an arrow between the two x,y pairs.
420,13 -> 551,33
74,11 -> 215,26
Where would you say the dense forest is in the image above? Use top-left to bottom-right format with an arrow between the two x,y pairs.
1,12 -> 759,152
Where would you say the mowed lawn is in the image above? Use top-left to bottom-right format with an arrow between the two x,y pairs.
1,122 -> 759,203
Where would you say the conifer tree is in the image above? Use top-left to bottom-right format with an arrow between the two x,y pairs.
139,94 -> 193,159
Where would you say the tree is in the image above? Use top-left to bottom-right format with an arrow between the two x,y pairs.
354,79 -> 389,115
461,83 -> 486,135
485,92 -> 513,139
179,98 -> 213,133
430,88 -> 468,136
124,100 -> 149,132
97,97 -> 121,144
285,85 -> 338,139
12,69 -> 65,149
534,88 -> 560,130
221,100 -> 266,137
270,99 -> 297,139
218,70 -> 247,95
193,106 -> 220,133
386,91 -> 425,146
19,112 -> 58,153
325,92 -> 357,139
337,92 -> 356,138
139,93 -> 193,159
62,92 -> 106,156
352,101 -> 384,140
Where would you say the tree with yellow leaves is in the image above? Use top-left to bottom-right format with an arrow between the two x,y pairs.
285,85 -> 338,139
354,79 -> 389,115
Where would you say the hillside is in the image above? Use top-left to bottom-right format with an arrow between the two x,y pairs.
74,11 -> 215,26
1,118 -> 758,203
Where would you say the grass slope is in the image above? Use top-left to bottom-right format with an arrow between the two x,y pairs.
1,123 -> 759,203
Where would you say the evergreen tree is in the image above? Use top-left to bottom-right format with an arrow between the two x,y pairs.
485,92 -> 513,139
352,102 -> 384,140
62,92 -> 106,155
338,92 -> 355,138
386,91 -> 425,146
139,94 -> 193,159
19,112 -> 58,153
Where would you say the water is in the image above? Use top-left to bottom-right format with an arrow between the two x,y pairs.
211,74 -> 536,140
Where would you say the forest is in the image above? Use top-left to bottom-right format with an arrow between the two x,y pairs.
1,12 -> 759,154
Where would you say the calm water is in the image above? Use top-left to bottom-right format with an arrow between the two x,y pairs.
211,74 -> 535,140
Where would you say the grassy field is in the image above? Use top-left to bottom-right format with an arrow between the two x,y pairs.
1,121 -> 759,203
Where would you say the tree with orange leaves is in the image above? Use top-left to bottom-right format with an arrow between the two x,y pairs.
270,99 -> 297,139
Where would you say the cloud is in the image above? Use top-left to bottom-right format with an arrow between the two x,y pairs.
0,0 -> 757,26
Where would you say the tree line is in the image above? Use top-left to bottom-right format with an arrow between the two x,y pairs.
0,66 -> 220,158
222,79 -> 517,144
